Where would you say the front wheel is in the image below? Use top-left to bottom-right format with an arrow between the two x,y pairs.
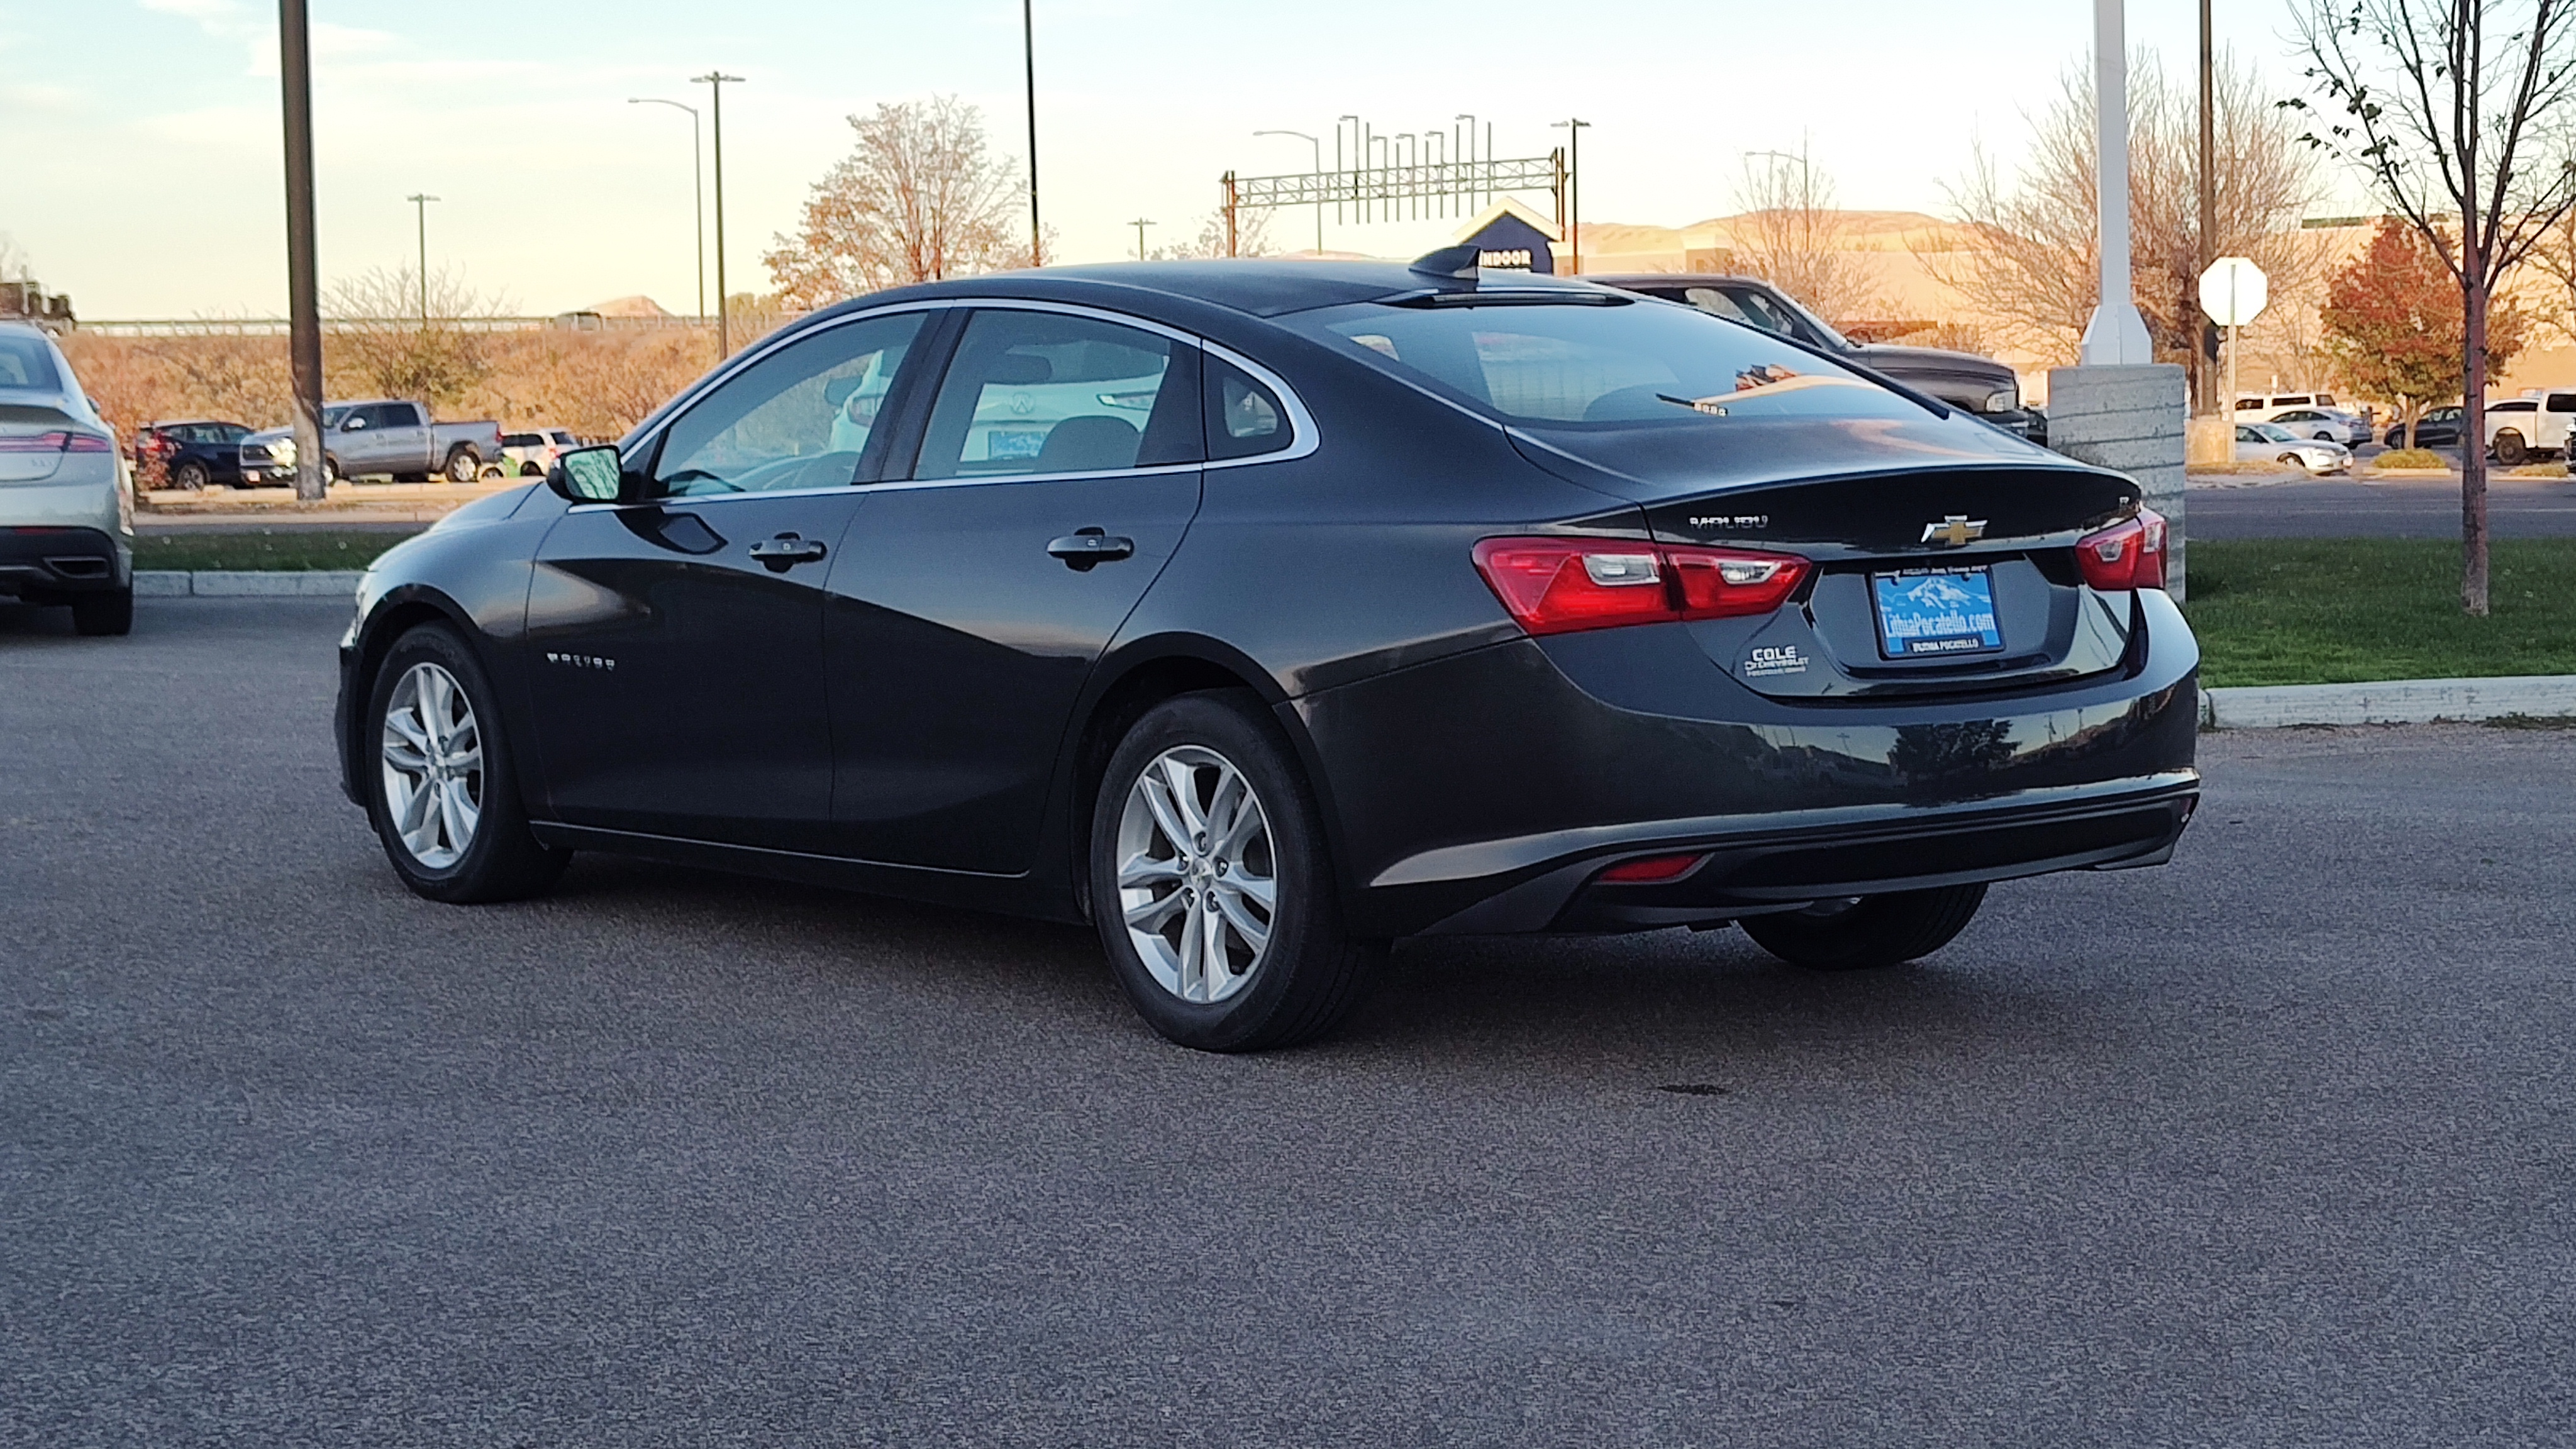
1089,692 -> 1382,1052
1738,884 -> 1987,971
366,624 -> 569,903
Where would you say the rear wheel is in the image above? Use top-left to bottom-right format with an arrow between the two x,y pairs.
170,460 -> 209,491
1089,692 -> 1381,1052
70,587 -> 133,637
1738,884 -> 1987,971
366,623 -> 569,903
443,448 -> 480,484
2496,430 -> 2530,465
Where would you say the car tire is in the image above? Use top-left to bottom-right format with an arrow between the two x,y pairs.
323,456 -> 343,486
365,623 -> 569,904
2496,430 -> 2529,465
2278,452 -> 2308,471
70,587 -> 133,637
170,460 -> 209,491
1738,884 -> 1987,971
443,448 -> 480,484
1089,691 -> 1382,1052
520,461 -> 544,477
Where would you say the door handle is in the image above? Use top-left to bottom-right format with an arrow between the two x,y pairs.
748,532 -> 829,572
1046,529 -> 1135,571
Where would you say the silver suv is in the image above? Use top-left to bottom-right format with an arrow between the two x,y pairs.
0,323 -> 133,635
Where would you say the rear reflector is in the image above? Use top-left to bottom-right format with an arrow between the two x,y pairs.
2075,507 -> 2168,591
1472,537 -> 1809,636
1598,852 -> 1707,883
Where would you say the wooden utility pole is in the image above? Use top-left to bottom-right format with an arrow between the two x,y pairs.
692,72 -> 743,358
277,0 -> 325,502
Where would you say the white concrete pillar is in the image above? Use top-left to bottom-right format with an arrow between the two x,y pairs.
2081,0 -> 2155,365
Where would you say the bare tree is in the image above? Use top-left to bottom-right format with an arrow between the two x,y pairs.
0,234 -> 30,283
323,266 -> 507,411
764,97 -> 1023,309
1726,145 -> 1883,326
1925,52 -> 2319,385
2290,0 -> 2576,615
1151,206 -> 1275,260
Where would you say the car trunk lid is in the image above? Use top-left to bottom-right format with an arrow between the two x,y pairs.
1509,418 -> 2148,698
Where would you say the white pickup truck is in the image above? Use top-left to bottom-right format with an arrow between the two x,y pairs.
236,399 -> 503,485
2485,391 -> 2576,465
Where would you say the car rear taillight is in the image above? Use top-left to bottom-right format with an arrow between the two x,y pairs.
2075,506 -> 2167,591
0,430 -> 113,455
1472,537 -> 1810,637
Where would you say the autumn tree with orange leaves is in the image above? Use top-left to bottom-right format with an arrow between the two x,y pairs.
2321,217 -> 2526,449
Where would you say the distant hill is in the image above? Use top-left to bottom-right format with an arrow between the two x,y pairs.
584,295 -> 673,319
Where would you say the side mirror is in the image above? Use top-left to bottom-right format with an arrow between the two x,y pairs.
341,416 -> 369,431
548,445 -> 634,504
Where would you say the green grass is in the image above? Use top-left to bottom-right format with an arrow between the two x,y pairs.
134,529 -> 419,573
2184,538 -> 2576,687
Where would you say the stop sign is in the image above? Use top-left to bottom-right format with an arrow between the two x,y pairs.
2199,257 -> 2269,327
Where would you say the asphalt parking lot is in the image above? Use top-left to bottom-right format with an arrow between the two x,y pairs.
6,597 -> 2573,1446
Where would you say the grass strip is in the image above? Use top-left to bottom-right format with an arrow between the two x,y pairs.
134,530 -> 419,573
2184,538 -> 2576,687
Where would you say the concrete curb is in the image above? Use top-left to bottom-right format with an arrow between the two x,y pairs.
2206,674 -> 2576,728
135,570 -> 364,597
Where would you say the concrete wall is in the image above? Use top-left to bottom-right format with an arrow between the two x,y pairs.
2046,363 -> 2189,600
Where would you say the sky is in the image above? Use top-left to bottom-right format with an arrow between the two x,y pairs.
1,0 -> 2360,319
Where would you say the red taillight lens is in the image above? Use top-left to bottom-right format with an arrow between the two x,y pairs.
1597,852 -> 1707,883
2075,506 -> 2167,591
1472,537 -> 1810,637
0,430 -> 113,455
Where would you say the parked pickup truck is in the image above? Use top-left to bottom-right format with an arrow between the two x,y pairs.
2484,391 -> 2576,464
238,400 -> 502,484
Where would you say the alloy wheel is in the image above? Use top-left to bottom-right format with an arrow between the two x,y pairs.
1114,745 -> 1277,1004
380,661 -> 483,869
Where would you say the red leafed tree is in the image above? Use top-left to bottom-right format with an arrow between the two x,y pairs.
2321,217 -> 2527,448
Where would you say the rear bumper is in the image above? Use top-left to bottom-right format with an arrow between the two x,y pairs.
1299,591 -> 2201,938
0,525 -> 131,597
1424,773 -> 2196,935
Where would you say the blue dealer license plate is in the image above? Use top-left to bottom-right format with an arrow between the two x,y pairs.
1872,567 -> 2004,658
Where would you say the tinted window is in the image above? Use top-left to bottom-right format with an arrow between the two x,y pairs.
2548,394 -> 2576,413
372,402 -> 422,428
1204,355 -> 1291,460
653,311 -> 924,497
2236,425 -> 2261,442
0,332 -> 63,390
913,309 -> 1198,479
1287,297 -> 1917,426
501,433 -> 538,447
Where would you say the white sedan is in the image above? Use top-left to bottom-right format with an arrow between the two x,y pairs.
2236,421 -> 2351,474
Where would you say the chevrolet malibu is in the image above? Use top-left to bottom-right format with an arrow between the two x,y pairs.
335,255 -> 2199,1052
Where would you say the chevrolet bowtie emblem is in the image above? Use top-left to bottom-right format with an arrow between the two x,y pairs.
1921,514 -> 1987,547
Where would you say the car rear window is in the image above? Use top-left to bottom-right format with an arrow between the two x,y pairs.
0,333 -> 64,391
1280,297 -> 1921,427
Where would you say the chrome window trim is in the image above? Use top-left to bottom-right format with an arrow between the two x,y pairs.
621,293 -> 1324,487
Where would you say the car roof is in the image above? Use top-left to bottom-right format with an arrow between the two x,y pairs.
1586,273 -> 1777,291
818,258 -> 1610,325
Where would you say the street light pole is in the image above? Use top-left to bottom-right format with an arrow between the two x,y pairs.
1130,218 -> 1155,260
277,0 -> 325,502
405,192 -> 439,327
692,71 -> 743,358
1253,130 -> 1322,252
1023,0 -> 1042,266
629,97 -> 705,326
2080,0 -> 2153,365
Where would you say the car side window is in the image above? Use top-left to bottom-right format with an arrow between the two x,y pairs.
384,402 -> 424,428
2548,395 -> 2576,413
651,311 -> 926,498
911,309 -> 1200,480
1204,355 -> 1292,461
2236,425 -> 2260,443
